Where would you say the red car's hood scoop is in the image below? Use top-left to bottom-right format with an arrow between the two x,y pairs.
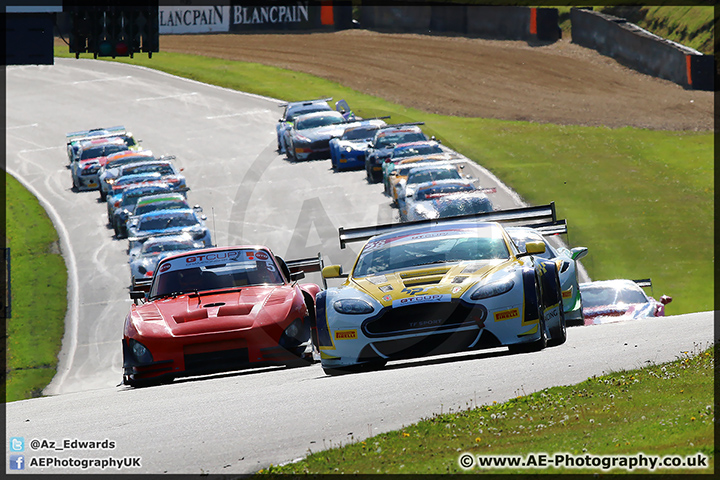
143,286 -> 291,336
172,303 -> 254,324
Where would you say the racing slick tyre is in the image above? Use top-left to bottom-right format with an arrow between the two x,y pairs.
366,163 -> 378,183
546,270 -> 567,347
509,276 -> 547,353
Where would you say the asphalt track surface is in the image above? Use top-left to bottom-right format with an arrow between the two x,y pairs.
5,59 -> 716,475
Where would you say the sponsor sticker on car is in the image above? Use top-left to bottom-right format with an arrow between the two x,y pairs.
335,329 -> 357,340
393,294 -> 451,308
494,308 -> 520,321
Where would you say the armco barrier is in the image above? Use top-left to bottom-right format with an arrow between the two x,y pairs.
428,5 -> 465,34
360,5 -> 432,32
361,4 -> 560,42
570,8 -> 713,91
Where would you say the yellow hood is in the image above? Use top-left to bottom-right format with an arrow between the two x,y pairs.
351,260 -> 516,308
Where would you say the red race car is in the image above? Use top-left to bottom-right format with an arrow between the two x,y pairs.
123,246 -> 322,387
579,278 -> 672,325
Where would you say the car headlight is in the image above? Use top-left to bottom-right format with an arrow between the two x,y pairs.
129,339 -> 153,364
333,299 -> 374,314
344,146 -> 353,153
470,276 -> 515,300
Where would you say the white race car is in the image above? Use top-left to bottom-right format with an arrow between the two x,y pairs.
316,203 -> 568,375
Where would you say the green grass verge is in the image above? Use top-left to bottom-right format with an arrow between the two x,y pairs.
259,346 -> 715,475
5,173 -> 67,402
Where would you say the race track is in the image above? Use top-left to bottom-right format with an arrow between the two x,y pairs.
5,59 -> 716,475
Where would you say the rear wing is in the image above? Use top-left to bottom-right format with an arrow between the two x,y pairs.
633,278 -> 654,296
278,97 -> 332,108
66,125 -> 126,144
381,122 -> 425,129
133,278 -> 153,293
285,253 -> 326,288
338,202 -> 560,249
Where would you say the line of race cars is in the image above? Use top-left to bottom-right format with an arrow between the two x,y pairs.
66,126 -> 213,291
66,109 -> 671,387
278,97 -> 500,223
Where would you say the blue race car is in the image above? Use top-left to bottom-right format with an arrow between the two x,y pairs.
329,118 -> 389,171
127,208 -> 212,255
365,123 -> 428,183
276,98 -> 333,154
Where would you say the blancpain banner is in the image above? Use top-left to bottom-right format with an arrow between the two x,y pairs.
232,4 -> 310,25
160,6 -> 230,34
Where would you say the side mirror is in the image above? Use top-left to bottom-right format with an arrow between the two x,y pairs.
193,205 -> 203,212
200,214 -> 207,221
517,241 -> 545,258
660,295 -> 672,305
130,290 -> 147,305
322,265 -> 344,279
571,247 -> 588,261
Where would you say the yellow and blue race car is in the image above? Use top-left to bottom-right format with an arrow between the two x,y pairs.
315,203 -> 568,375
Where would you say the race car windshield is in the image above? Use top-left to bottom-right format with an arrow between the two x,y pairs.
415,184 -> 475,200
106,156 -> 154,169
353,228 -> 510,277
581,285 -> 648,308
408,168 -> 461,184
117,173 -> 162,186
343,126 -> 377,140
124,164 -> 174,176
393,145 -> 443,158
138,214 -> 198,231
296,114 -> 344,130
142,240 -> 197,255
135,201 -> 187,216
81,144 -> 128,160
287,105 -> 330,121
150,249 -> 284,297
376,132 -> 425,148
